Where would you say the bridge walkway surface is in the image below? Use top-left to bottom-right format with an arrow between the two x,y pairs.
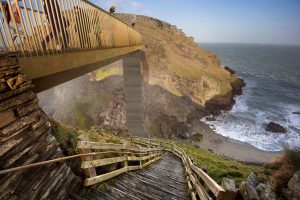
87,152 -> 191,200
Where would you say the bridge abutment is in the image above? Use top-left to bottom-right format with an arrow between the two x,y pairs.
0,52 -> 80,199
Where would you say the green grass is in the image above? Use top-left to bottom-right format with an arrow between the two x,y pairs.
75,103 -> 90,130
97,183 -> 109,192
52,120 -> 264,186
52,122 -> 80,154
174,141 -> 265,185
51,121 -> 121,155
94,67 -> 122,81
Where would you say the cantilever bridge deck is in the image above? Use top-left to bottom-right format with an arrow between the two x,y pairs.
0,0 -> 142,92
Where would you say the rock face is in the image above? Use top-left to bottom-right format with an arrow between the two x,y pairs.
118,14 -> 245,138
38,14 -> 245,139
265,122 -> 287,133
38,61 -> 126,130
240,172 -> 277,200
0,53 -> 81,199
240,173 -> 260,200
221,178 -> 237,199
225,66 -> 236,74
285,171 -> 300,200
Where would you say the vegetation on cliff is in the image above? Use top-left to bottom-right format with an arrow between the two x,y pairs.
52,121 -> 265,187
268,148 -> 300,194
175,141 -> 265,185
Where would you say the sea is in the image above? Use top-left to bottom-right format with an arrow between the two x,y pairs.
200,43 -> 300,151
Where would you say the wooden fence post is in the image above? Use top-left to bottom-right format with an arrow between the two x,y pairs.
124,152 -> 128,169
77,138 -> 97,178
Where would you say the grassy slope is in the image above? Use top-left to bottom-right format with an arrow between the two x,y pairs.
175,141 -> 266,185
51,121 -> 121,155
52,121 -> 265,186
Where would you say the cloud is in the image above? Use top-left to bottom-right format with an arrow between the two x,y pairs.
95,0 -> 145,13
129,1 -> 144,11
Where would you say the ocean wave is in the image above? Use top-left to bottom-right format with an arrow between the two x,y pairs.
201,96 -> 300,151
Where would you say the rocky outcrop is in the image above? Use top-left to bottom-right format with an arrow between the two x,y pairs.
221,178 -> 237,199
240,172 -> 277,200
225,66 -> 236,74
0,52 -> 81,199
38,14 -> 245,140
283,171 -> 300,200
239,172 -> 260,200
265,122 -> 287,133
118,14 -> 245,138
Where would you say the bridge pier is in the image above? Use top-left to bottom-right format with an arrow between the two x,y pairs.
123,51 -> 147,137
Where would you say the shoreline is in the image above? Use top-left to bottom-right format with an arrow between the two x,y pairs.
187,120 -> 282,163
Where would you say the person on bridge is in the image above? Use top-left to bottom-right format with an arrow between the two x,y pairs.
109,6 -> 116,14
1,1 -> 26,49
41,0 -> 69,50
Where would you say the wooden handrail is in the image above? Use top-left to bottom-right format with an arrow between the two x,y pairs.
0,150 -> 125,175
77,139 -> 163,186
131,137 -> 230,200
0,0 -> 142,57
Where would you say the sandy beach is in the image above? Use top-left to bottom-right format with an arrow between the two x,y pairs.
187,120 -> 282,163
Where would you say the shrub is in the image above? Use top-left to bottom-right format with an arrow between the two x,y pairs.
270,147 -> 300,194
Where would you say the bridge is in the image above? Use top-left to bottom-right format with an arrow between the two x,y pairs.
0,1 -> 234,200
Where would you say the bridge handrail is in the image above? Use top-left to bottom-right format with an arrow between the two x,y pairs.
77,139 -> 163,186
131,137 -> 230,200
0,0 -> 142,57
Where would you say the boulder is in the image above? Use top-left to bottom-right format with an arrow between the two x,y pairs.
287,171 -> 300,200
247,172 -> 260,186
206,116 -> 216,121
256,183 -> 276,200
240,173 -> 260,200
225,66 -> 236,74
265,122 -> 287,133
231,78 -> 246,95
221,178 -> 237,199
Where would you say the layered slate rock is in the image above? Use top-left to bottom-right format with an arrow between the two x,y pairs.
0,52 -> 81,199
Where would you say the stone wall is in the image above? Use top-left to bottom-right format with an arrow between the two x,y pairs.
0,52 -> 81,199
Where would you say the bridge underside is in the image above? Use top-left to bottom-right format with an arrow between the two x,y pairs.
19,46 -> 142,93
86,152 -> 191,200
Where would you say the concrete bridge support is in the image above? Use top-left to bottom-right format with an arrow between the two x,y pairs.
123,52 -> 146,137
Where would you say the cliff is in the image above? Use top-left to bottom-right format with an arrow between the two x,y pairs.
118,14 -> 244,138
38,14 -> 244,139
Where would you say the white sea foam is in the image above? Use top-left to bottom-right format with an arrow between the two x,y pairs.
200,43 -> 300,152
202,98 -> 300,151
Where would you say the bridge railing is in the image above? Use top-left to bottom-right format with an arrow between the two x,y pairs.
132,137 -> 233,200
77,139 -> 162,186
0,0 -> 142,57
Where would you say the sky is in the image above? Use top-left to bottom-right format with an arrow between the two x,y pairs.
91,0 -> 300,46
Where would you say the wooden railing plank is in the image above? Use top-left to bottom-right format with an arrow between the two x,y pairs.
131,137 -> 226,199
78,141 -> 127,150
84,167 -> 128,186
81,156 -> 127,169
